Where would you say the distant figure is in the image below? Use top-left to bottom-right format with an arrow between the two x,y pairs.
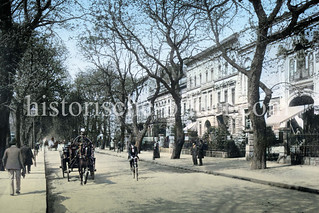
191,142 -> 198,165
34,142 -> 40,156
20,143 -> 35,174
153,141 -> 160,160
2,138 -> 25,196
117,141 -> 121,153
197,140 -> 204,166
48,137 -> 55,150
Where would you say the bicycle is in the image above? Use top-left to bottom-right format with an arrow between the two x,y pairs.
131,156 -> 138,181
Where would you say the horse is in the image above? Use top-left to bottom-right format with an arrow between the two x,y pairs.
78,140 -> 94,185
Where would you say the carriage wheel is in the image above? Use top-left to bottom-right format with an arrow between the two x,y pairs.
66,163 -> 70,182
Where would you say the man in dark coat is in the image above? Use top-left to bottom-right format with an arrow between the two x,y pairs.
153,141 -> 160,160
20,143 -> 35,174
191,142 -> 198,165
2,138 -> 25,195
197,140 -> 204,166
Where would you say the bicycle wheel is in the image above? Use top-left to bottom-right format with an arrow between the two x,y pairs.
66,163 -> 70,182
61,160 -> 65,178
132,165 -> 135,179
135,167 -> 138,181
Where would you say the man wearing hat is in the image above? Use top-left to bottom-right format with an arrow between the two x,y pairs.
2,138 -> 25,196
20,142 -> 35,174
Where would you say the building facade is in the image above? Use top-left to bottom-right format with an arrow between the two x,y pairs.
129,26 -> 319,147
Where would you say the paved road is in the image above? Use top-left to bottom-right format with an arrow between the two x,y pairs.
45,150 -> 319,213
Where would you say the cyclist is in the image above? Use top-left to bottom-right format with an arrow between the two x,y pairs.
128,142 -> 138,170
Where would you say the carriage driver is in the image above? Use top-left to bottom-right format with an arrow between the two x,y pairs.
70,128 -> 93,159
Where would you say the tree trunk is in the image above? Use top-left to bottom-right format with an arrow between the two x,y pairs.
15,103 -> 23,147
170,94 -> 184,159
0,87 -> 12,170
248,42 -> 268,169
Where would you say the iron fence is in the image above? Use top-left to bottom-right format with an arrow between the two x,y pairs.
290,133 -> 319,157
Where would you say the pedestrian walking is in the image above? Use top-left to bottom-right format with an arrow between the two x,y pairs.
117,141 -> 121,153
191,142 -> 198,165
2,138 -> 25,196
197,140 -> 204,166
153,141 -> 160,160
20,143 -> 35,174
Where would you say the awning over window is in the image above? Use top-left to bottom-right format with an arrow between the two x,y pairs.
183,122 -> 197,131
266,105 -> 312,126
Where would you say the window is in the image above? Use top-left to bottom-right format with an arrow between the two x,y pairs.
193,98 -> 196,111
199,73 -> 202,84
290,51 -> 313,81
224,90 -> 228,103
168,106 -> 170,116
267,105 -> 274,117
225,62 -> 228,76
232,118 -> 236,134
299,54 -> 307,78
231,88 -> 235,104
309,53 -> 314,76
205,94 -> 207,110
189,76 -> 192,87
206,71 -> 208,83
218,64 -> 222,78
183,102 -> 186,114
289,59 -> 295,81
162,108 -> 164,117
199,97 -> 202,111
218,92 -> 221,103
245,109 -> 251,129
210,93 -> 213,109
211,68 -> 214,81
194,76 -> 197,87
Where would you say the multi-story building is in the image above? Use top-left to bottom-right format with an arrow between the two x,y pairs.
183,34 -> 250,139
129,26 -> 319,148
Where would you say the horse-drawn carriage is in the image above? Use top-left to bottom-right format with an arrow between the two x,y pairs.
60,134 -> 96,185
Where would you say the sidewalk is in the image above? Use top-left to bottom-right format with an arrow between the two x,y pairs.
96,148 -> 319,194
0,148 -> 47,213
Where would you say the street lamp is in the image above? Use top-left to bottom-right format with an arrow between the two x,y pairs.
31,106 -> 36,149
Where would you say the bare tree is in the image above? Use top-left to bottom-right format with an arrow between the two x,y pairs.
79,27 -> 162,150
89,0 -> 204,158
193,0 -> 319,169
